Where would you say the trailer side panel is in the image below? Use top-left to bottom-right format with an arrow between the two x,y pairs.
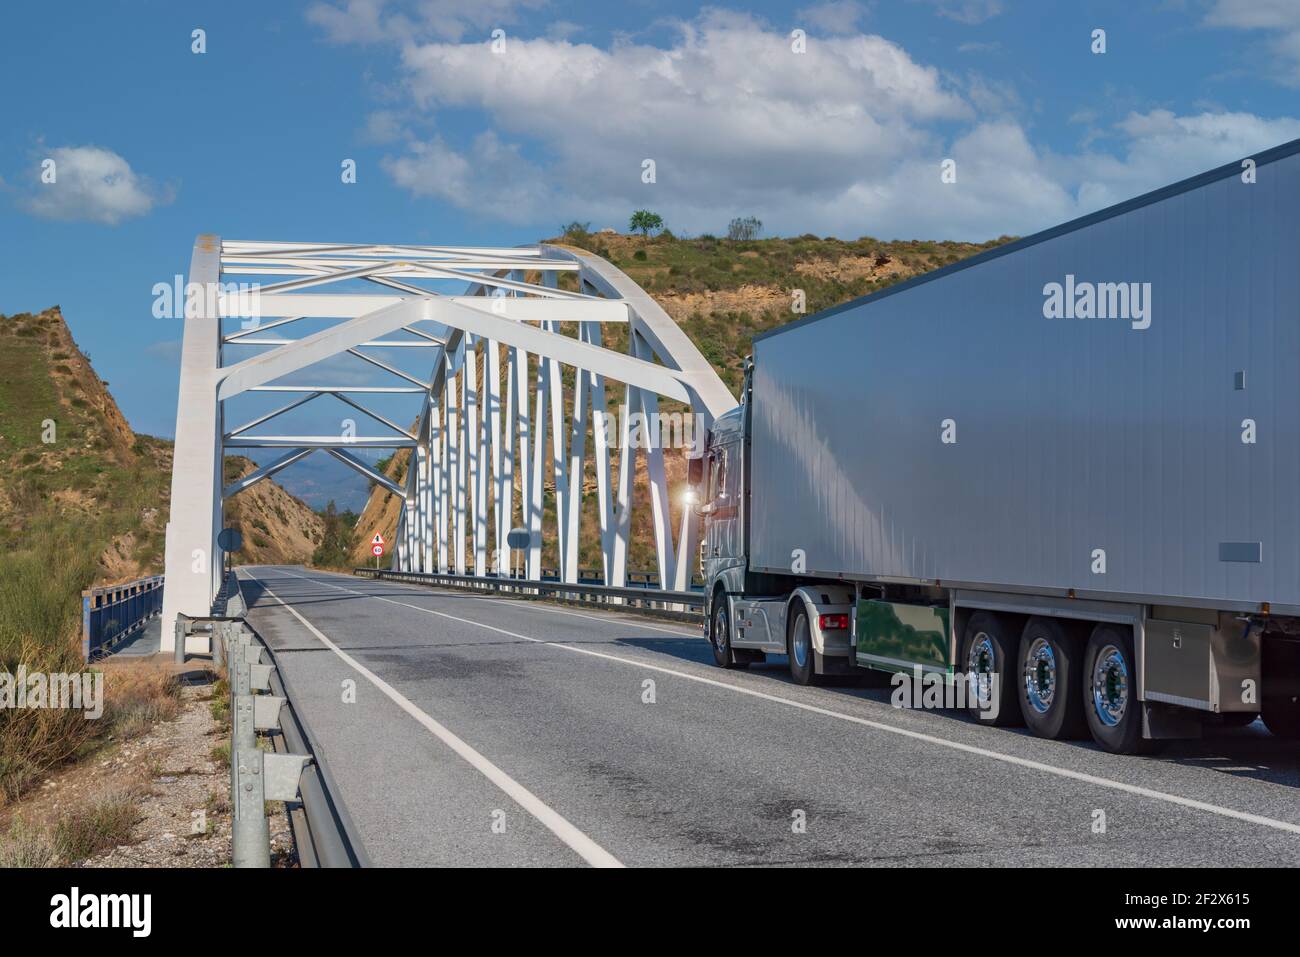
750,150 -> 1300,610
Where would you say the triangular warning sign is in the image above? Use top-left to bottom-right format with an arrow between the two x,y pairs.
372,533 -> 385,545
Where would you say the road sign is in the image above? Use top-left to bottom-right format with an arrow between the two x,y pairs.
371,533 -> 385,546
371,544 -> 384,557
218,527 -> 243,552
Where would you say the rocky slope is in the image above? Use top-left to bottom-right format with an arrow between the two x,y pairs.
0,307 -> 321,589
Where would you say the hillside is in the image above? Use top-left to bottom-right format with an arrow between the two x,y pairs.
222,456 -> 323,564
0,307 -> 321,654
346,231 -> 1013,575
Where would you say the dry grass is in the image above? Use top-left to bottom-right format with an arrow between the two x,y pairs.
51,787 -> 140,862
0,818 -> 58,867
101,663 -> 183,740
0,786 -> 142,866
0,657 -> 181,807
0,638 -> 100,804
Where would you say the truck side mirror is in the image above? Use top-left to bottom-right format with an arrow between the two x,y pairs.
687,455 -> 705,486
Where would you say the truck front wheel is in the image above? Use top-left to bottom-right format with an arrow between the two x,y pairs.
710,596 -> 747,670
787,607 -> 821,686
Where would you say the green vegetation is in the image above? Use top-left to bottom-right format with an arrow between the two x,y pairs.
0,309 -> 174,806
727,216 -> 762,241
550,229 -> 1013,396
312,500 -> 359,569
628,210 -> 664,236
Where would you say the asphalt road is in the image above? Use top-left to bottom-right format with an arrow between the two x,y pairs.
238,565 -> 1300,868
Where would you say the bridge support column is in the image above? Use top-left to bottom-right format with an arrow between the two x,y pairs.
161,235 -> 224,650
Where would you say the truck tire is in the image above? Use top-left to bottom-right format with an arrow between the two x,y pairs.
960,612 -> 1021,726
1261,636 -> 1300,739
1018,617 -> 1087,740
1083,624 -> 1153,754
1218,712 -> 1258,729
709,595 -> 747,670
787,606 -> 821,686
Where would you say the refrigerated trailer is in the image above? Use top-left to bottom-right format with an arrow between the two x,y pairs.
690,138 -> 1300,753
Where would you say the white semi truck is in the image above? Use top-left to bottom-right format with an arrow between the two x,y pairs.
689,140 -> 1300,754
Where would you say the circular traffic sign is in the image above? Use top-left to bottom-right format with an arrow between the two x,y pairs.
372,544 -> 384,557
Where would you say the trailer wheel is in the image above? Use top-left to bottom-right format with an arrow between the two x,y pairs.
1017,617 -> 1087,740
1083,624 -> 1153,754
960,612 -> 1021,726
709,595 -> 747,670
787,606 -> 821,686
1218,712 -> 1258,730
1261,636 -> 1300,739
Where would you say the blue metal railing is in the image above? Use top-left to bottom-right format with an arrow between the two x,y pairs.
81,575 -> 164,661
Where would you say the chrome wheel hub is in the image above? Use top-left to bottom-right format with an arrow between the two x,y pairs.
1091,643 -> 1129,727
966,633 -> 996,706
1023,637 -> 1057,714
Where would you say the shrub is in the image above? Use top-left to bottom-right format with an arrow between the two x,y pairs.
0,819 -> 58,868
52,788 -> 139,862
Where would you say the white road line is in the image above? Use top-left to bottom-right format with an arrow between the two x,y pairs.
479,596 -> 700,637
266,568 -> 1300,839
253,575 -> 624,869
346,568 -> 699,638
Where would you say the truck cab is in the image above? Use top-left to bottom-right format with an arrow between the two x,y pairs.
696,404 -> 744,592
689,364 -> 856,684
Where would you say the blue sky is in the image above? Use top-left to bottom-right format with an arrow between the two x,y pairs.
2,0 -> 1298,507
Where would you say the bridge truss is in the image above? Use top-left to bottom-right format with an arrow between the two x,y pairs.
160,235 -> 736,648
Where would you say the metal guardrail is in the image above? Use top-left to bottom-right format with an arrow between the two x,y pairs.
81,574 -> 164,661
355,568 -> 704,620
539,567 -> 705,591
177,573 -> 369,868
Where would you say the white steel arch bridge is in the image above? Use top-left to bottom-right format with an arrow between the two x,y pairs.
160,235 -> 736,649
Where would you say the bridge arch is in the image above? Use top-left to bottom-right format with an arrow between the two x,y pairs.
161,235 -> 736,646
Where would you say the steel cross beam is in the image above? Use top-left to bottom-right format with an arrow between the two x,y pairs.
161,235 -> 736,645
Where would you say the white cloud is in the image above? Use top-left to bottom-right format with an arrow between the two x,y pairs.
910,0 -> 1005,25
1205,0 -> 1300,83
320,9 -> 1300,241
20,146 -> 172,225
1060,109 -> 1300,211
797,1 -> 871,35
382,130 -> 560,223
1205,0 -> 1300,30
388,10 -> 970,234
307,0 -> 545,44
361,110 -> 405,144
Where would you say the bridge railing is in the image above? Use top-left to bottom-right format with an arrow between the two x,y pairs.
355,568 -> 704,621
81,575 -> 164,661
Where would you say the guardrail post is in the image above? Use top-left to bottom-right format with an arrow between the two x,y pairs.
174,619 -> 188,665
212,620 -> 230,672
232,745 -> 271,868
